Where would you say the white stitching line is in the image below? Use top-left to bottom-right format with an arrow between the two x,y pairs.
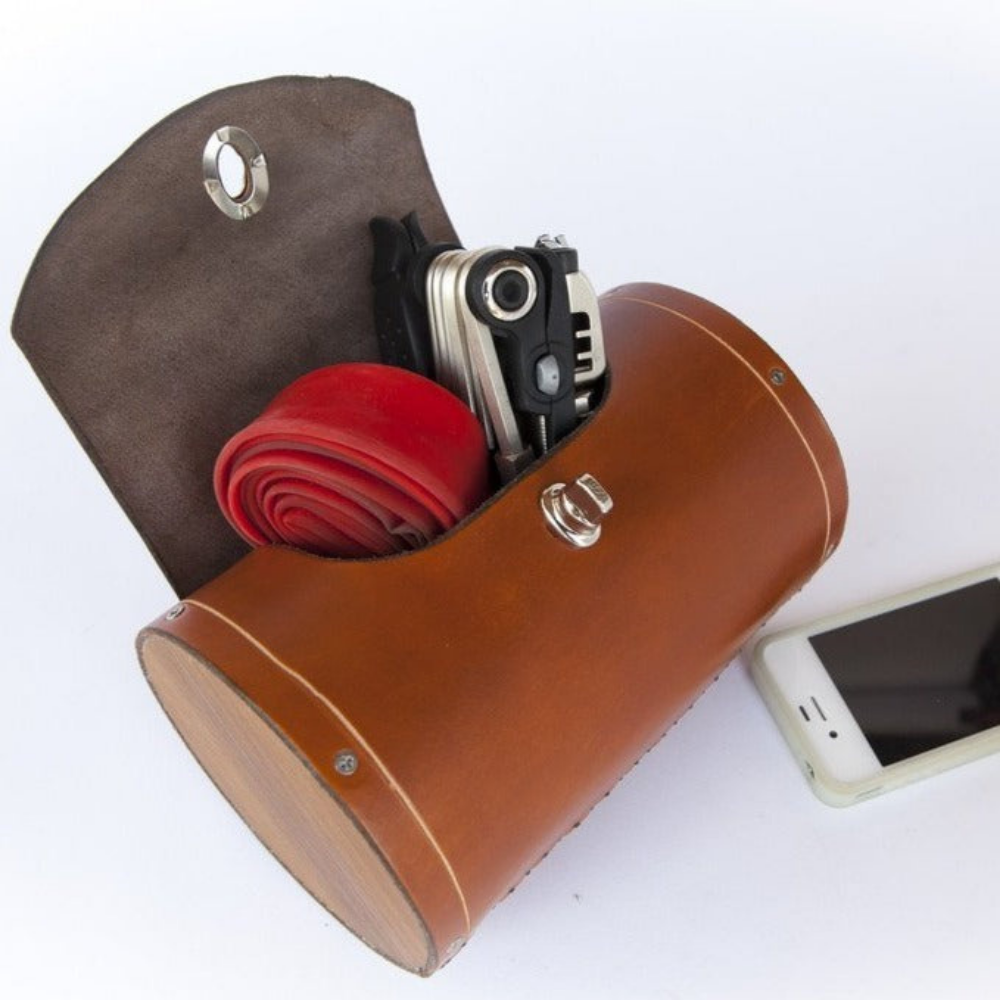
607,295 -> 834,560
183,597 -> 472,934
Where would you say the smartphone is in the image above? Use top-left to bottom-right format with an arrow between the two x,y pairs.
751,563 -> 1000,806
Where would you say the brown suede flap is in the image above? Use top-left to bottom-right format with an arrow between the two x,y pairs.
12,76 -> 457,596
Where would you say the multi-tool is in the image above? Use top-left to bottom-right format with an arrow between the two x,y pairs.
370,212 -> 607,482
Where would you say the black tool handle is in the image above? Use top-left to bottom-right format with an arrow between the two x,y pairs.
369,213 -> 437,377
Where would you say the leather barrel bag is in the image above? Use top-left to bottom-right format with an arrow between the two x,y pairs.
13,77 -> 847,975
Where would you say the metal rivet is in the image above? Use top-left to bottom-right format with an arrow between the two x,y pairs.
334,750 -> 359,776
541,473 -> 613,548
165,603 -> 186,621
769,368 -> 786,386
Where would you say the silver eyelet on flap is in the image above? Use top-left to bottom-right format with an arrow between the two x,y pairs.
202,126 -> 269,220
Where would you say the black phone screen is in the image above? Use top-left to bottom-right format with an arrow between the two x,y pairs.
809,578 -> 1000,765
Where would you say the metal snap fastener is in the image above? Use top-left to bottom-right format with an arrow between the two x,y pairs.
202,126 -> 269,220
334,749 -> 359,776
540,473 -> 613,548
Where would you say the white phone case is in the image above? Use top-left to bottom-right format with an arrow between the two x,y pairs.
751,563 -> 1000,806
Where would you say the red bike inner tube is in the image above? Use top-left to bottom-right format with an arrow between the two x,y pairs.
214,363 -> 491,558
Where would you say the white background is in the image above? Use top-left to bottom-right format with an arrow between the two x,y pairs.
3,2 -> 1000,997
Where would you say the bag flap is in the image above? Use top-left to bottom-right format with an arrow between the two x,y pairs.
12,76 -> 457,595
